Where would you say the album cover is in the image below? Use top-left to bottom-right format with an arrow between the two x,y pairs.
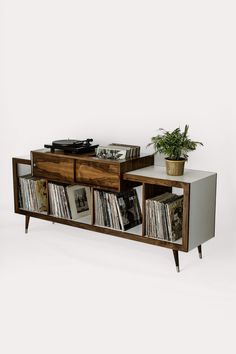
66,185 -> 91,220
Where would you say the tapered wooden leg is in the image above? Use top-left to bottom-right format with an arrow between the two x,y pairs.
25,215 -> 30,234
172,250 -> 180,272
198,245 -> 202,259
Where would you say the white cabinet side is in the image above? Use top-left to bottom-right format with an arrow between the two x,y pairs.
188,174 -> 217,251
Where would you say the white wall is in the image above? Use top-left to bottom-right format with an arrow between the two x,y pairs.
1,3 -> 236,354
1,0 -> 236,233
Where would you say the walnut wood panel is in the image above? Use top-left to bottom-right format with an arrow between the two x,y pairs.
120,180 -> 142,191
119,154 -> 154,173
13,157 -> 31,165
12,158 -> 20,213
76,160 -> 120,190
143,184 -> 172,200
12,158 -> 31,213
32,152 -> 75,183
31,150 -> 154,191
75,155 -> 154,191
123,173 -> 187,189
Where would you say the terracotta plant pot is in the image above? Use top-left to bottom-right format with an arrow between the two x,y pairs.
165,158 -> 185,176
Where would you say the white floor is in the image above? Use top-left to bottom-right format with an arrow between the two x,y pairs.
0,209 -> 236,354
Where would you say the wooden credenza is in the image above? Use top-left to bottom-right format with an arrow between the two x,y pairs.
12,149 -> 217,272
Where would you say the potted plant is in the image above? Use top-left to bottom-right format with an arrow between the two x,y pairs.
148,125 -> 203,176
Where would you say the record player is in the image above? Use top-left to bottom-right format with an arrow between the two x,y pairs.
44,138 -> 98,154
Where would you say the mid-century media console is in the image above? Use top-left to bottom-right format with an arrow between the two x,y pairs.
12,149 -> 217,272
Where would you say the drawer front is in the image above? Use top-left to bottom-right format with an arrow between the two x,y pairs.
76,161 -> 120,190
32,152 -> 74,183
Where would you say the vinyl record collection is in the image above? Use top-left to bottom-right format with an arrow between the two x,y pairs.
96,143 -> 140,160
19,175 -> 91,220
48,183 -> 71,219
146,192 -> 183,241
94,188 -> 142,231
19,175 -> 47,213
19,175 -> 183,243
48,183 -> 91,220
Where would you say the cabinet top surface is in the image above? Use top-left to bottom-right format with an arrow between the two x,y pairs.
124,165 -> 216,184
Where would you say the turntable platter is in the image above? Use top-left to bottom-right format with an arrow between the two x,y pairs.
52,139 -> 82,147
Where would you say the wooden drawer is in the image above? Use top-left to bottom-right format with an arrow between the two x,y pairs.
31,150 -> 154,190
32,152 -> 75,183
76,160 -> 120,190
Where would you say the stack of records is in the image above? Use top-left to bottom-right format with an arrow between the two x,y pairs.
94,189 -> 142,231
95,143 -> 140,160
48,183 -> 91,220
146,192 -> 183,242
48,183 -> 71,219
19,175 -> 48,213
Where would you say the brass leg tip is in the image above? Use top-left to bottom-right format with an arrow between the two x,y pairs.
25,229 -> 28,234
176,266 -> 180,272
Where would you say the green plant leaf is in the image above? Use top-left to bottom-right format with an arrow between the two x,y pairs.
148,125 -> 203,160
